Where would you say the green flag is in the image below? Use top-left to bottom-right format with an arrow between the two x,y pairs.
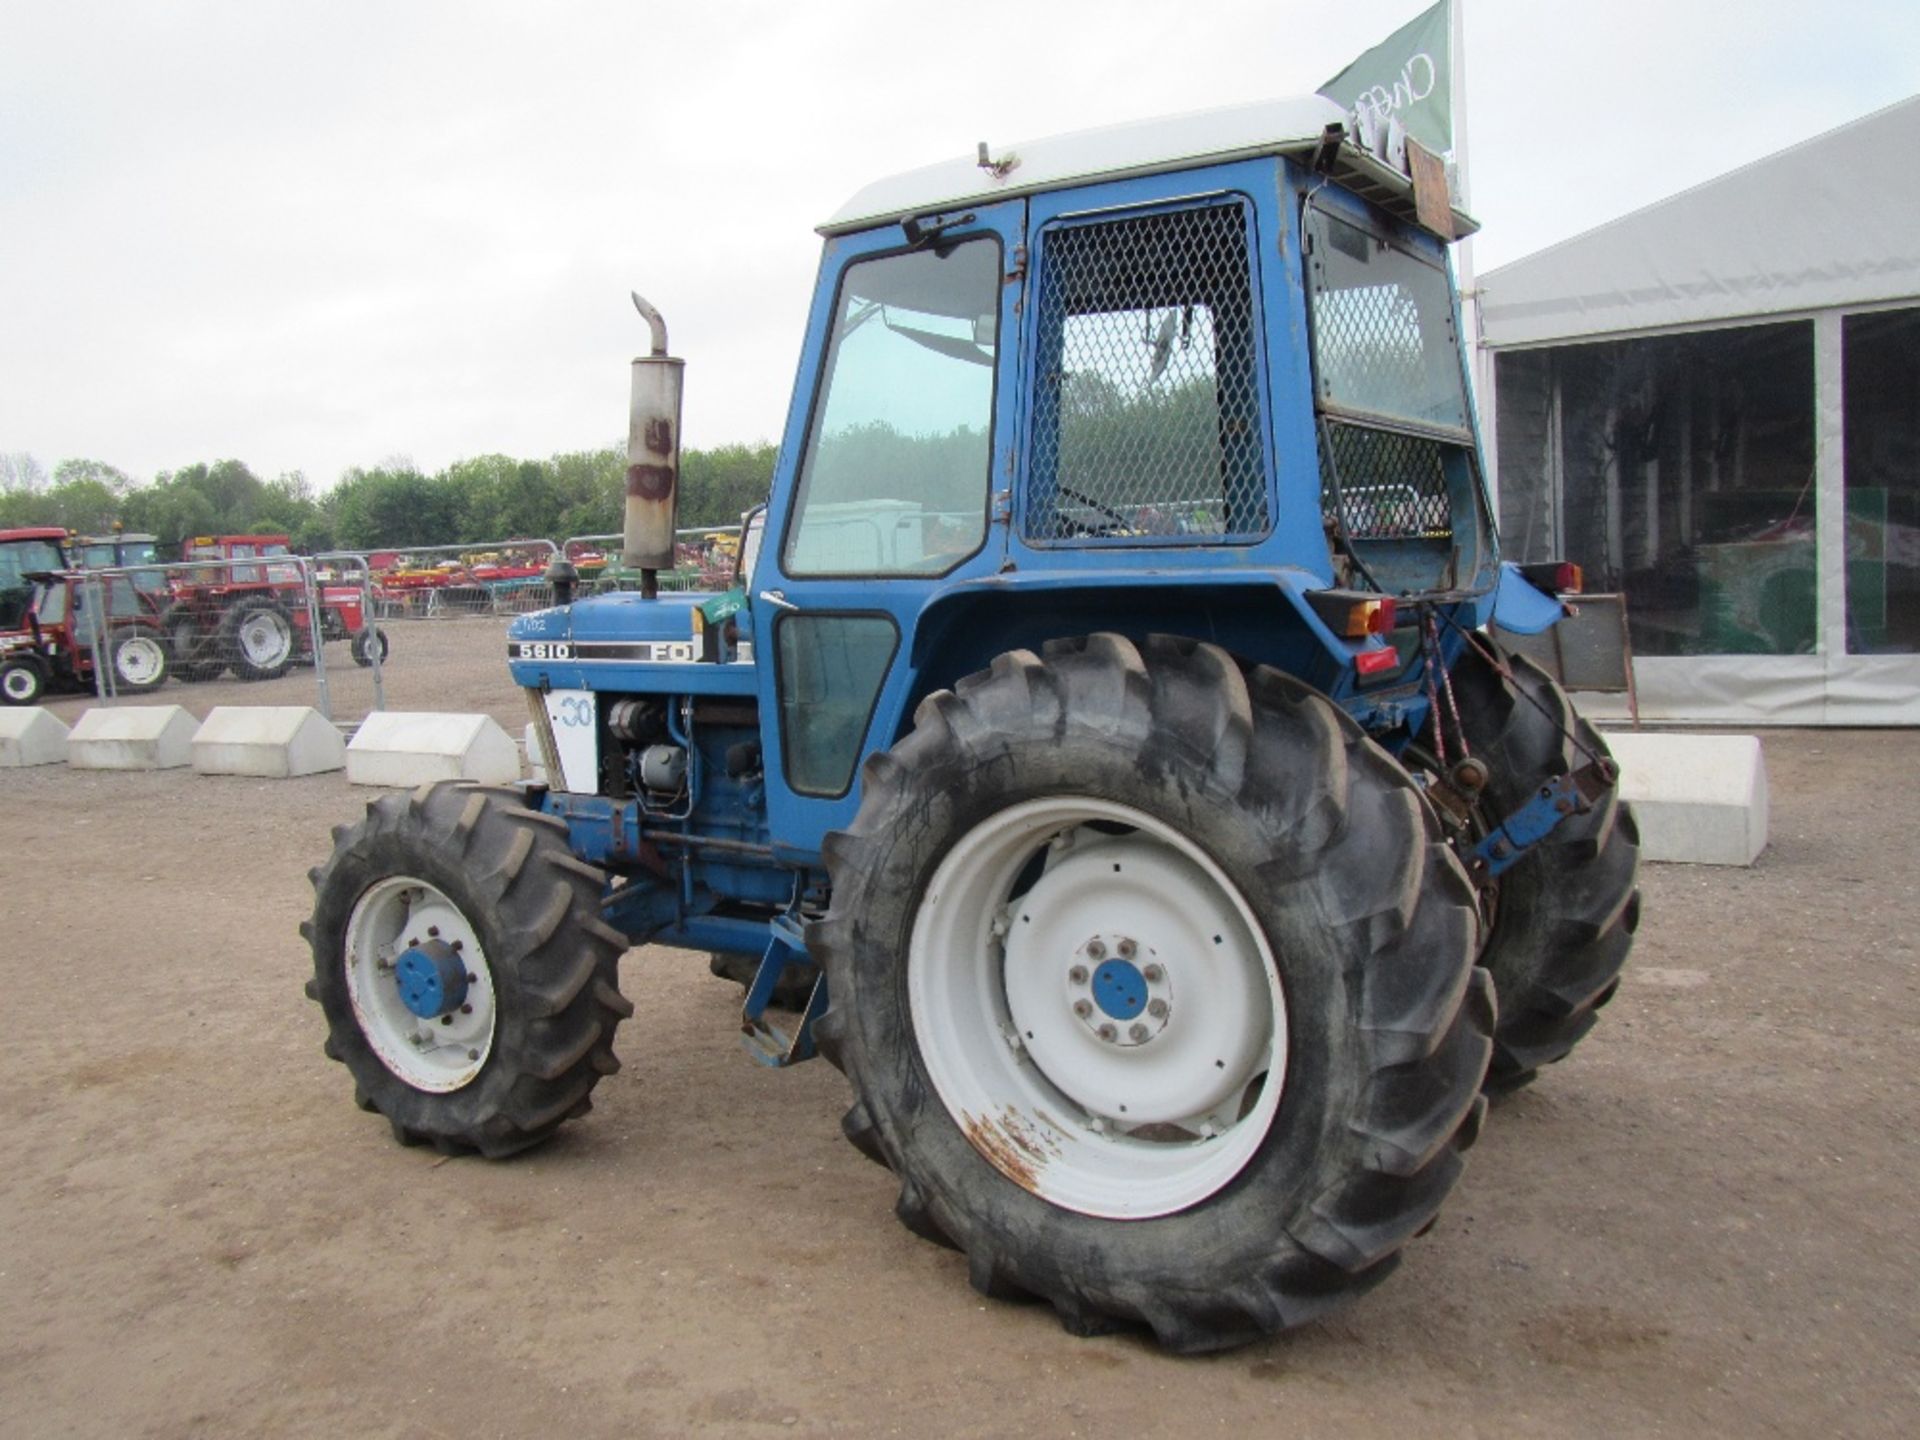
1318,0 -> 1453,159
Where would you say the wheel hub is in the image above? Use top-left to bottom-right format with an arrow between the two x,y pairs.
394,938 -> 470,1018
911,800 -> 1288,1219
344,878 -> 495,1092
1067,936 -> 1171,1047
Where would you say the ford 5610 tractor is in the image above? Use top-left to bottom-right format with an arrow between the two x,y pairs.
304,97 -> 1638,1353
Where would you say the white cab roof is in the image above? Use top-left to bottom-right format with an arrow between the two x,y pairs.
819,95 -> 1476,238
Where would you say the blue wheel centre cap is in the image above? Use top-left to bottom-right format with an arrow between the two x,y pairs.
394,939 -> 470,1019
1091,959 -> 1149,1021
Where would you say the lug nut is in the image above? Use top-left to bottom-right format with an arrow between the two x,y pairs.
440,1015 -> 454,1026
1117,938 -> 1136,958
460,1003 -> 473,1015
428,926 -> 440,938
450,940 -> 464,953
1073,999 -> 1093,1019
1068,965 -> 1089,984
1143,964 -> 1165,983
1129,1023 -> 1148,1042
1086,940 -> 1106,961
468,1049 -> 480,1061
1147,998 -> 1169,1019
1096,1023 -> 1117,1043
466,973 -> 478,985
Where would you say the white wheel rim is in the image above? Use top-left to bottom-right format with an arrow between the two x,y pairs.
344,875 -> 497,1091
116,636 -> 165,685
239,611 -> 291,665
3,666 -> 36,700
909,797 -> 1288,1219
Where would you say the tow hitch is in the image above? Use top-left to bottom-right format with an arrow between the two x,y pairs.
1469,759 -> 1619,880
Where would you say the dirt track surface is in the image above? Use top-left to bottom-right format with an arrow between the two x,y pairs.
2,685 -> 1916,1436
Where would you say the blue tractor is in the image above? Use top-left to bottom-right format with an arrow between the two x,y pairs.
304,97 -> 1638,1352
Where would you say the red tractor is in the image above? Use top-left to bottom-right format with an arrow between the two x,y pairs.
0,563 -> 172,705
163,534 -> 386,682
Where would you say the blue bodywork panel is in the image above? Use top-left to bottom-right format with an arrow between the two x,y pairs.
1489,564 -> 1569,636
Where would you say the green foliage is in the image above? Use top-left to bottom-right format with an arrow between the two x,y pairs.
0,441 -> 779,555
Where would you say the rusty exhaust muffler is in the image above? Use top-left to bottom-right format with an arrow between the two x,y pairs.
623,292 -> 684,599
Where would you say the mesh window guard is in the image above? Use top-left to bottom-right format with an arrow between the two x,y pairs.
1026,201 -> 1268,543
1318,421 -> 1455,542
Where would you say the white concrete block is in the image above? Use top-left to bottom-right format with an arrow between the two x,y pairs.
346,711 -> 520,788
0,707 -> 70,768
67,705 -> 199,771
1603,731 -> 1768,866
192,706 -> 346,778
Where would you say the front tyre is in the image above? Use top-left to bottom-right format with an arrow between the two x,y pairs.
811,634 -> 1491,1352
0,657 -> 46,705
108,628 -> 169,692
303,781 -> 633,1156
349,625 -> 390,667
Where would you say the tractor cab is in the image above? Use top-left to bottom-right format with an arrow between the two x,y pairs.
509,97 -> 1506,861
0,527 -> 70,632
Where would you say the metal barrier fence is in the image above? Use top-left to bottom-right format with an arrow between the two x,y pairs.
1,523 -> 763,726
2,553 -> 388,722
363,538 -> 561,618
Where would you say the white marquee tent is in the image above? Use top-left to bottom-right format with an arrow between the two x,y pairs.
1477,95 -> 1920,724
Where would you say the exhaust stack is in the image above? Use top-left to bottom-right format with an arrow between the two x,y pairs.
623,291 -> 684,599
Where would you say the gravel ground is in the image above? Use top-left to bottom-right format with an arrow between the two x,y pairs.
3,640 -> 1916,1438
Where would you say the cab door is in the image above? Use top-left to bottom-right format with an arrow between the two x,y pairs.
750,199 -> 1026,857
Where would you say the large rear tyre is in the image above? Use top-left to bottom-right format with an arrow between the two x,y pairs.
162,604 -> 226,682
302,781 -> 633,1157
810,634 -> 1491,1353
1439,643 -> 1640,1092
222,597 -> 295,681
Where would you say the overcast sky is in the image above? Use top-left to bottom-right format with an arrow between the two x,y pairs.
2,0 -> 1915,491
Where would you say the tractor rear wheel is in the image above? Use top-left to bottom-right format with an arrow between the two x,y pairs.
302,781 -> 633,1156
810,634 -> 1490,1352
108,628 -> 169,692
1436,642 -> 1640,1092
162,604 -> 226,682
222,597 -> 295,681
0,656 -> 46,705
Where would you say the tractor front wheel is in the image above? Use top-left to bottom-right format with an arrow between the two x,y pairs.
349,626 -> 390,667
303,781 -> 633,1156
0,656 -> 46,705
108,628 -> 169,693
810,634 -> 1490,1352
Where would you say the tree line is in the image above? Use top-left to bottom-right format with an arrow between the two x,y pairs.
0,443 -> 777,555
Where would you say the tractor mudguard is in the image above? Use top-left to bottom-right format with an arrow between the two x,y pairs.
1487,561 -> 1569,636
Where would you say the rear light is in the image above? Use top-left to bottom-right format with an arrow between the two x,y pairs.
1354,646 -> 1399,678
1308,588 -> 1398,639
1519,561 -> 1583,596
